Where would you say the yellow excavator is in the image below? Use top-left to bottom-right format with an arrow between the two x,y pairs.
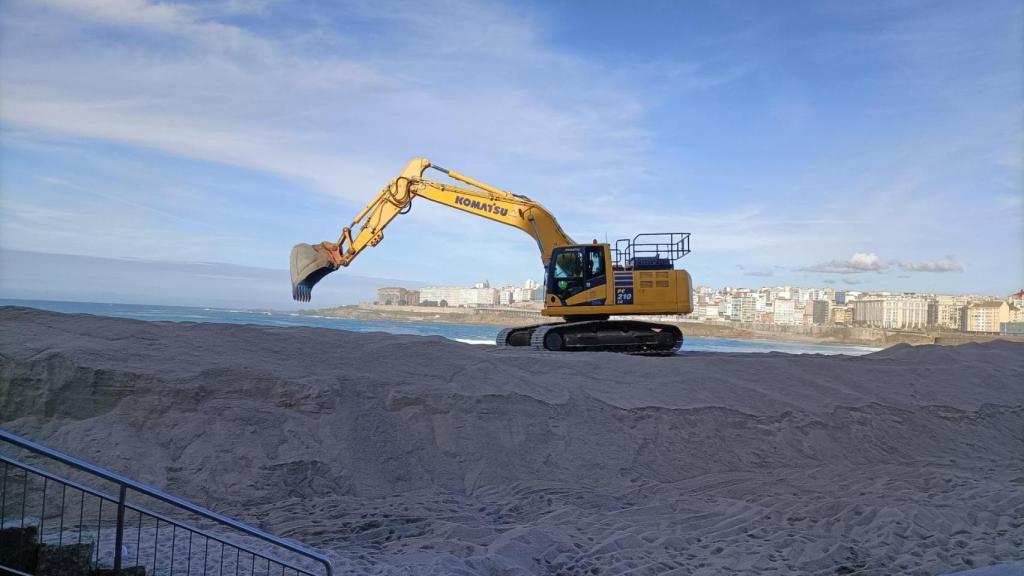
290,158 -> 693,354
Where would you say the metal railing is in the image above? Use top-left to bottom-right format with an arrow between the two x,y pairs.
613,232 -> 691,269
0,429 -> 333,576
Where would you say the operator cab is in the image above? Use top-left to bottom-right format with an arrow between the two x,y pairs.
547,244 -> 606,302
544,233 -> 691,304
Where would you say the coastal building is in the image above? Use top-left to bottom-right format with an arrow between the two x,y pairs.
1009,290 -> 1024,321
732,296 -> 757,323
884,296 -> 929,329
751,291 -> 766,312
419,283 -> 498,307
801,302 -> 815,326
852,299 -> 883,326
1012,306 -> 1024,323
514,286 -> 542,302
770,287 -> 793,302
498,285 -> 517,306
812,300 -> 830,325
376,287 -> 420,306
1009,289 -> 1024,305
928,295 -> 968,331
721,299 -> 734,319
964,301 -> 1010,333
418,286 -> 459,306
852,296 -> 928,329
796,288 -> 813,304
1001,322 -> 1024,336
772,298 -> 798,325
830,305 -> 853,325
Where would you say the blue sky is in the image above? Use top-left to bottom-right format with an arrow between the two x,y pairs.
1,0 -> 1021,308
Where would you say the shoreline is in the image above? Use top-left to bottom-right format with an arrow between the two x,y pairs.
303,304 -> 1024,348
3,298 -> 1016,350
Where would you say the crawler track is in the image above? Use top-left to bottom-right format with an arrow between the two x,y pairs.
497,321 -> 682,355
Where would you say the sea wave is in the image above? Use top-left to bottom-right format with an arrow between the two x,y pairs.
454,338 -> 495,345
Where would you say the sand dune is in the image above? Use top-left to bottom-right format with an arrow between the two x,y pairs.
1,307 -> 1022,575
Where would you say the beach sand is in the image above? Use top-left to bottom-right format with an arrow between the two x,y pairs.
1,306 -> 1022,575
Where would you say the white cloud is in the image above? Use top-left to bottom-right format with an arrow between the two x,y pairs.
798,252 -> 965,276
897,256 -> 964,273
798,252 -> 885,274
736,264 -> 773,277
0,0 -> 671,203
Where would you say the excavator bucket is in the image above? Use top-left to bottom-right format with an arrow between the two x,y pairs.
290,243 -> 339,302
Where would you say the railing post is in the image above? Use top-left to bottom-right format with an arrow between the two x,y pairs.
113,484 -> 127,574
1,429 -> 335,575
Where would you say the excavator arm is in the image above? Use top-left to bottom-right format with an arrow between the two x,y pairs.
290,158 -> 574,301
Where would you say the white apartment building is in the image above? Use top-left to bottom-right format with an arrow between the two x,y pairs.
884,296 -> 929,329
755,292 -> 768,311
732,296 -> 757,323
695,286 -> 716,300
696,303 -> 720,320
773,298 -> 798,325
420,285 -> 498,307
853,296 -> 929,329
513,286 -> 541,302
796,288 -> 814,304
721,299 -> 734,318
810,288 -> 828,302
498,285 -> 517,305
770,287 -> 793,302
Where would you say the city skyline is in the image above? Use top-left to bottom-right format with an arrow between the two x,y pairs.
367,277 -> 1023,336
0,246 -> 1020,311
385,275 -> 1021,300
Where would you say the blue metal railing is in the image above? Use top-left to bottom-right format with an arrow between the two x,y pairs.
0,428 -> 333,576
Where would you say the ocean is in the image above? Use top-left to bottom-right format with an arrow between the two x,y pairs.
0,299 -> 882,355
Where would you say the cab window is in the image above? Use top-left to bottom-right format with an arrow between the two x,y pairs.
586,248 -> 604,278
554,251 -> 583,279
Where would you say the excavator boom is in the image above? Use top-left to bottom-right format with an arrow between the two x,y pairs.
290,158 -> 573,301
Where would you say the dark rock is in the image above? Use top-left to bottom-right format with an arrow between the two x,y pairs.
37,542 -> 92,576
0,525 -> 39,572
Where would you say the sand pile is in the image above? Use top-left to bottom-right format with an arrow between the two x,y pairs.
1,306 -> 1022,575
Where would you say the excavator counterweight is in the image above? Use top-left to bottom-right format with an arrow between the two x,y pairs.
290,158 -> 693,355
